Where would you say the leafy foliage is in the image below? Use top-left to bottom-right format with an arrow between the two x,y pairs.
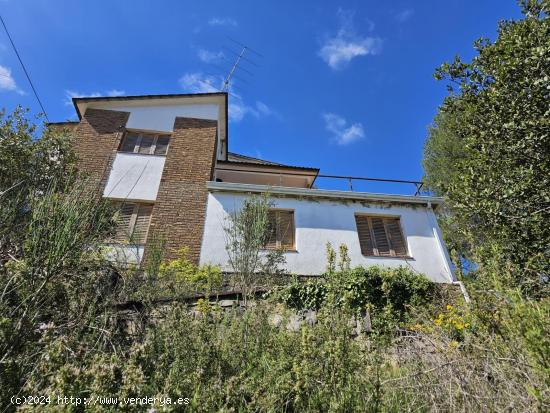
275,243 -> 434,322
224,194 -> 286,303
159,247 -> 222,295
423,0 -> 550,295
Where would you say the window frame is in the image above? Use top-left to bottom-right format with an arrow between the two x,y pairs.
264,208 -> 296,251
354,213 -> 410,258
113,202 -> 154,245
118,131 -> 171,156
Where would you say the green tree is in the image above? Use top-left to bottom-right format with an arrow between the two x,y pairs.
423,0 -> 550,295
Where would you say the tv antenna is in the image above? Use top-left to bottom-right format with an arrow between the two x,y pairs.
221,38 -> 262,92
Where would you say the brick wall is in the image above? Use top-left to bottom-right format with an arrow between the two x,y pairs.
72,108 -> 130,193
146,117 -> 218,263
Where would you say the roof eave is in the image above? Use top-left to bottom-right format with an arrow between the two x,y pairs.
72,91 -> 229,120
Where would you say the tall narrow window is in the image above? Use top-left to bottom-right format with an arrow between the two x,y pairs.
114,203 -> 153,244
266,210 -> 295,250
354,215 -> 408,257
118,132 -> 170,155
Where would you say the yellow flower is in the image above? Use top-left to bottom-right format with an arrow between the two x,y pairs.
446,305 -> 453,311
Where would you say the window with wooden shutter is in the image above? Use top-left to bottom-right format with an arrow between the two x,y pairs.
354,215 -> 408,257
265,210 -> 295,250
114,203 -> 153,244
118,132 -> 170,156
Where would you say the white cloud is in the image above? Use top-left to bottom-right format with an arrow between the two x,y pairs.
318,9 -> 382,70
395,9 -> 414,23
178,72 -> 278,123
255,101 -> 273,116
0,65 -> 24,94
178,72 -> 222,93
107,89 -> 126,97
323,112 -> 365,145
64,89 -> 126,105
197,49 -> 225,63
208,17 -> 237,27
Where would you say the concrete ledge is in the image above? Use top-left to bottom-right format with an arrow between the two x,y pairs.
207,181 -> 443,207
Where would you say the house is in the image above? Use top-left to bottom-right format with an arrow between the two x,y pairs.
50,92 -> 456,284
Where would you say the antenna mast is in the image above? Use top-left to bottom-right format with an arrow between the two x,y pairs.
222,46 -> 247,92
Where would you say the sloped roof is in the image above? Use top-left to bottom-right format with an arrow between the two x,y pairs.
225,152 -> 319,172
227,152 -> 283,166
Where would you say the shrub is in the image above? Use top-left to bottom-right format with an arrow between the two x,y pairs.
275,243 -> 435,324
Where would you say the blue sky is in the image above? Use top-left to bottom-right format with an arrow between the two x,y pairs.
0,1 -> 522,194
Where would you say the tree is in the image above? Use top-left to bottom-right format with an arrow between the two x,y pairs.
224,194 -> 286,304
423,0 -> 550,295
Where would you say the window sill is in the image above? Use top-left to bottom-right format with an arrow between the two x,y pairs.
362,254 -> 414,260
117,151 -> 167,157
261,248 -> 298,253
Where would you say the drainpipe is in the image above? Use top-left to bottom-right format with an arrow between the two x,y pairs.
452,280 -> 470,303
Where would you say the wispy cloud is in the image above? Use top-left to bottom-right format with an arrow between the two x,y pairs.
197,49 -> 225,63
178,72 -> 221,93
318,9 -> 382,70
395,9 -> 414,23
323,112 -> 365,145
107,89 -> 126,97
64,89 -> 126,105
0,65 -> 24,94
229,100 -> 278,122
178,72 -> 277,123
208,17 -> 238,27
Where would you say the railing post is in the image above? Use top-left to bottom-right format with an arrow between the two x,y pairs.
348,177 -> 353,191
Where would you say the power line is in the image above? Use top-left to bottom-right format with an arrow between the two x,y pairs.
0,14 -> 48,120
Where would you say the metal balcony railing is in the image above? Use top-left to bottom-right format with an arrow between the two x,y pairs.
215,167 -> 425,196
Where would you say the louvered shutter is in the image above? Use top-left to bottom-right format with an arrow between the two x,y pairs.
355,215 -> 374,256
278,211 -> 295,249
115,203 -> 136,243
132,204 -> 153,244
265,211 -> 278,248
386,218 -> 407,257
371,217 -> 391,256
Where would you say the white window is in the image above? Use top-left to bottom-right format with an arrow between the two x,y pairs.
119,132 -> 170,156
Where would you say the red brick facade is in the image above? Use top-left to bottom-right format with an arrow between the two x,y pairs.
68,109 -> 218,265
72,108 -> 130,192
146,117 -> 218,263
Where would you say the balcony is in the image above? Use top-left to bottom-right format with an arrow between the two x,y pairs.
214,167 -> 425,197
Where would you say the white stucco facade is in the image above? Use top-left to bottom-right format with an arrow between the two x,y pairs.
103,153 -> 165,201
199,185 -> 455,284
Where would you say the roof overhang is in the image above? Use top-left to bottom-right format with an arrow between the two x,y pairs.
72,92 -> 228,119
207,181 -> 443,208
217,160 -> 319,174
216,160 -> 319,189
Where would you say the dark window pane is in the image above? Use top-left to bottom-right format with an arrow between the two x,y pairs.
138,135 -> 155,154
120,134 -> 139,152
154,136 -> 170,155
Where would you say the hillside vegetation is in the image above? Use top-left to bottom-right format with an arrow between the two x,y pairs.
1,1 -> 549,411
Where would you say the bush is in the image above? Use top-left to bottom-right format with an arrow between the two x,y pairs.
274,244 -> 435,324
